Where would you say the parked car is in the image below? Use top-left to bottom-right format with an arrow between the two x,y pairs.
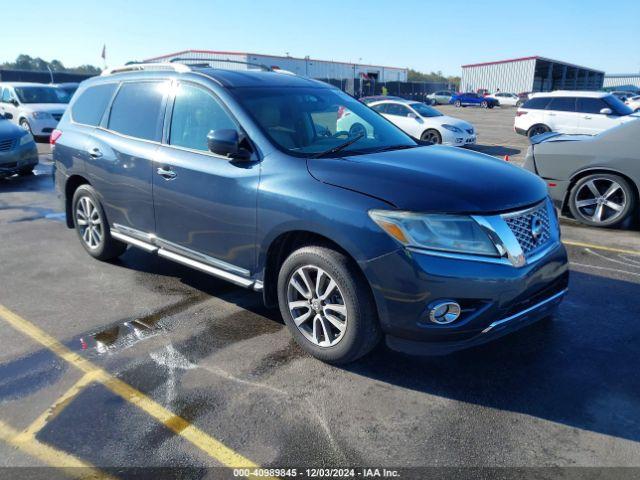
524,120 -> 640,228
359,95 -> 404,105
514,91 -> 639,137
365,99 -> 476,146
0,83 -> 68,137
0,114 -> 38,178
610,91 -> 638,103
626,95 -> 640,112
450,92 -> 499,108
426,90 -> 455,105
53,63 -> 568,364
516,92 -> 533,108
489,92 -> 519,107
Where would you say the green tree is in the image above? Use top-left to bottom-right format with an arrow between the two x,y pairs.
1,54 -> 101,75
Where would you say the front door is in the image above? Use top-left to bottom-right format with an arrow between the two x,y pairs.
576,97 -> 622,134
0,88 -> 19,125
153,82 -> 259,274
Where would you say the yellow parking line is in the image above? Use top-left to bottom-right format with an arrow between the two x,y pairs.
563,240 -> 640,256
0,304 -> 267,472
18,371 -> 99,441
0,418 -> 115,479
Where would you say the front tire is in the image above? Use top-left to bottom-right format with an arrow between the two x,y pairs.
481,100 -> 489,108
568,173 -> 635,228
277,245 -> 381,364
454,100 -> 462,108
72,185 -> 128,260
421,129 -> 442,144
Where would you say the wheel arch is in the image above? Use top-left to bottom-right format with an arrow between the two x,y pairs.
261,230 -> 373,310
563,167 -> 639,215
527,124 -> 550,137
64,174 -> 91,228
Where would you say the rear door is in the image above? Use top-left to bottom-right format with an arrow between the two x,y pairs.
544,97 -> 580,133
86,80 -> 169,234
576,97 -> 622,134
152,81 -> 259,274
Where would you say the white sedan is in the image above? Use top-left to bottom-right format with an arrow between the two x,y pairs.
489,92 -> 520,107
368,99 -> 476,146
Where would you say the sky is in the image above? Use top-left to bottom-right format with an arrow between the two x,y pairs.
3,0 -> 639,76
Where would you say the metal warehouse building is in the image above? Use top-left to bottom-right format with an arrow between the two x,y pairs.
603,74 -> 640,91
145,49 -> 408,83
461,56 -> 604,94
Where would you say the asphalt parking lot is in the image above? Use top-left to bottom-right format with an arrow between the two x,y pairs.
1,140 -> 639,478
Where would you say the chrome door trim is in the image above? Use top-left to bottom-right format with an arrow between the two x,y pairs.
110,224 -> 259,290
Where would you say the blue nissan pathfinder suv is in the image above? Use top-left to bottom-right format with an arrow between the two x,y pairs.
53,62 -> 568,364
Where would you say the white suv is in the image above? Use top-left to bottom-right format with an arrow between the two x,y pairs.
514,91 -> 639,137
0,83 -> 69,137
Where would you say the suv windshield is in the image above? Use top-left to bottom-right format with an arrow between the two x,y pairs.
14,86 -> 68,104
410,103 -> 443,118
233,87 -> 416,157
602,94 -> 634,116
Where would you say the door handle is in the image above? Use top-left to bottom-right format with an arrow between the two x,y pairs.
583,116 -> 592,120
88,147 -> 103,159
548,113 -> 556,116
156,166 -> 177,180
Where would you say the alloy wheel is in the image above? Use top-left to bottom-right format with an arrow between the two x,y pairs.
422,130 -> 441,144
287,265 -> 347,347
75,196 -> 103,249
574,178 -> 626,224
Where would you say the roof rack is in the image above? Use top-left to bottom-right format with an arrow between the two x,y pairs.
169,57 -> 272,72
100,62 -> 192,76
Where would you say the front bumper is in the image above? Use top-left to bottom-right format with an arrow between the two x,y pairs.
27,117 -> 60,136
361,240 -> 569,355
0,141 -> 38,176
441,130 -> 476,147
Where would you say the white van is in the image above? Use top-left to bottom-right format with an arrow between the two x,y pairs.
514,91 -> 638,137
0,83 -> 69,137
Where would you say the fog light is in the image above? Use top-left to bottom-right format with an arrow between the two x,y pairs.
428,300 -> 461,324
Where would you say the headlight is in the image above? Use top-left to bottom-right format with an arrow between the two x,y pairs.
19,134 -> 33,146
31,111 -> 52,119
369,210 -> 499,257
442,124 -> 462,133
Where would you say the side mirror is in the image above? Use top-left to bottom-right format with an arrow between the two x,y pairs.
11,99 -> 19,107
207,129 -> 251,160
599,107 -> 612,115
407,112 -> 418,119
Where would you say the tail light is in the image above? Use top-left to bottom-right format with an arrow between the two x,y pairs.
515,111 -> 528,117
50,129 -> 62,145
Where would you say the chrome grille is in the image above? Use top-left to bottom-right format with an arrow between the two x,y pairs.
0,138 -> 15,152
503,203 -> 552,255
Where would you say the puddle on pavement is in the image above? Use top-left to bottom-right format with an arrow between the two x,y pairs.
77,294 -> 209,356
2,206 -> 65,224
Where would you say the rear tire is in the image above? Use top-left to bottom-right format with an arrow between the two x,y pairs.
568,173 -> 636,228
527,124 -> 550,138
277,245 -> 381,364
72,185 -> 128,261
454,100 -> 461,107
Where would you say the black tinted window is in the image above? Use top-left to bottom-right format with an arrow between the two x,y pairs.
386,104 -> 411,116
546,97 -> 576,112
108,82 -> 167,141
576,98 -> 608,114
71,84 -> 117,126
371,103 -> 387,113
169,84 -> 236,152
522,97 -> 552,110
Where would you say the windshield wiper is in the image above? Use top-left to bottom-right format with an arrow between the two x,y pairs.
311,133 -> 365,158
366,144 -> 419,153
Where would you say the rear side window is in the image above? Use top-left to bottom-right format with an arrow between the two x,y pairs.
169,84 -> 236,152
71,84 -> 117,126
546,97 -> 576,112
108,82 -> 167,141
576,98 -> 608,114
522,97 -> 552,110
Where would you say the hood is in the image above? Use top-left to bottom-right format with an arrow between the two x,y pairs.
307,146 -> 547,213
430,115 -> 473,130
20,103 -> 67,114
529,131 -> 592,145
0,119 -> 26,140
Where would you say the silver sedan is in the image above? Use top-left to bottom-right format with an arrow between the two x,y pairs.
523,119 -> 640,228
